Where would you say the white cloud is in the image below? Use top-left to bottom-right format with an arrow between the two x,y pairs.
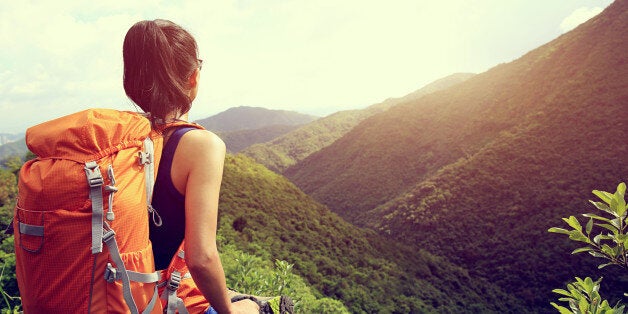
560,6 -> 604,33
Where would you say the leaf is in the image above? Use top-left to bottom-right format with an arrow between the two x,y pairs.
552,303 -> 574,314
584,277 -> 594,294
568,231 -> 590,243
617,182 -> 626,197
565,216 -> 582,232
552,289 -> 573,297
598,263 -> 614,269
593,234 -> 612,245
550,302 -> 573,314
590,200 -> 614,216
586,218 -> 593,235
578,296 -> 588,313
614,188 -> 627,217
595,223 -> 619,233
583,213 -> 611,223
548,227 -> 571,235
572,247 -> 594,254
601,244 -> 615,257
589,251 -> 606,258
593,190 -> 613,204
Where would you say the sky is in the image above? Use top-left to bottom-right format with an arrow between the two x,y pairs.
0,0 -> 613,134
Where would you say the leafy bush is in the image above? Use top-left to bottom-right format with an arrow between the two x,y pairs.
549,182 -> 628,313
220,242 -> 349,313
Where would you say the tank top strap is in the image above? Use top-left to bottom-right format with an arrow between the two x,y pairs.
160,127 -> 199,171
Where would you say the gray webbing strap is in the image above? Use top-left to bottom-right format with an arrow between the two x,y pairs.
141,285 -> 160,314
18,222 -> 44,236
85,161 -> 104,254
127,270 -> 161,284
140,137 -> 163,227
102,227 -> 139,314
140,137 -> 155,204
163,271 -> 189,314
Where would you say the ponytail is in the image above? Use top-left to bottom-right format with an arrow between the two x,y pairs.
123,19 -> 199,126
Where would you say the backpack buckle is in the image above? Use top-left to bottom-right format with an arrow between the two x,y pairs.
84,161 -> 104,188
104,263 -> 117,283
168,272 -> 182,291
102,229 -> 116,244
138,151 -> 153,165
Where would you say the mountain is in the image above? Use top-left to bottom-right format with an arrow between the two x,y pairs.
243,73 -> 475,173
0,138 -> 27,161
195,106 -> 318,132
217,154 -> 526,313
217,124 -> 301,153
284,0 -> 628,310
0,134 -> 23,146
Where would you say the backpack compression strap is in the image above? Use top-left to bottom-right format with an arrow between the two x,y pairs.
85,161 -> 105,254
84,137 -> 161,314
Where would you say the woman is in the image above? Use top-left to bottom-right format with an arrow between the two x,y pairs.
122,19 -> 259,314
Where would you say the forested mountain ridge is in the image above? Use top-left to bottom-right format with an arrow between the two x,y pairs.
217,154 -> 526,313
242,73 -> 474,173
217,124 -> 301,153
284,0 -> 628,310
284,0 -> 628,223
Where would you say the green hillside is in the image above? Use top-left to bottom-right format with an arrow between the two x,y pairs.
243,73 -> 474,173
218,154 -> 525,313
283,0 -> 628,311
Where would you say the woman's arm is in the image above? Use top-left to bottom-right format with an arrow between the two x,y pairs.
173,129 -> 233,313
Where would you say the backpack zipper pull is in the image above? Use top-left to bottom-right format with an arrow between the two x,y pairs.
105,165 -> 118,221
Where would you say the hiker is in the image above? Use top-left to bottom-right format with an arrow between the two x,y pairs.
123,19 -> 259,314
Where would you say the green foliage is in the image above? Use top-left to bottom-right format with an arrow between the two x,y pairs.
549,183 -> 628,270
220,243 -> 350,313
0,238 -> 20,314
548,183 -> 628,313
550,277 -> 625,314
0,158 -> 20,313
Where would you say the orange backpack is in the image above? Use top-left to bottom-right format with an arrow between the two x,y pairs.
13,109 -> 206,313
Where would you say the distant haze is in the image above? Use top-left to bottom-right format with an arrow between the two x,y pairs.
0,0 -> 612,133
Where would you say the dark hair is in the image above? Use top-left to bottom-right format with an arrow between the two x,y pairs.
123,19 -> 199,124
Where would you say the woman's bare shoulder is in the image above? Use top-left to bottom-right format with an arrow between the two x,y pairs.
177,129 -> 226,160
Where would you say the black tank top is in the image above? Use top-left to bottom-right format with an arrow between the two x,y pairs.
150,127 -> 196,270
